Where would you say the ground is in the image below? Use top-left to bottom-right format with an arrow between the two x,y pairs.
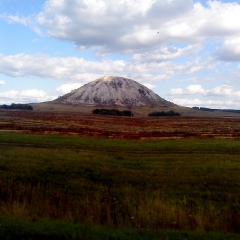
0,109 -> 240,139
1,109 -> 240,239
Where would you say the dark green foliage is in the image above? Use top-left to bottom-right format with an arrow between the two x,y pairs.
218,109 -> 240,114
92,108 -> 101,114
1,217 -> 239,240
0,103 -> 33,110
148,110 -> 181,116
192,107 -> 240,114
93,109 -> 133,116
199,107 -> 215,112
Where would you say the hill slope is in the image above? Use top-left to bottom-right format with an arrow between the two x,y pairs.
33,76 -> 240,117
54,76 -> 175,107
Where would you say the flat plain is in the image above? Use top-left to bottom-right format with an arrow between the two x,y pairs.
0,109 -> 240,239
0,109 -> 240,139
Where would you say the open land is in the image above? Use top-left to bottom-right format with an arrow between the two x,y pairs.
0,109 -> 240,239
0,109 -> 240,139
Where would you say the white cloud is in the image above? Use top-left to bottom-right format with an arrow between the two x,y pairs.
209,85 -> 240,98
215,36 -> 240,61
0,80 -> 6,85
35,0 -> 240,60
170,84 -> 240,98
170,84 -> 207,95
56,83 -> 83,95
2,0 -> 240,63
0,14 -> 31,26
0,13 -> 42,35
0,53 -> 209,84
169,84 -> 240,109
170,88 -> 184,95
133,44 -> 202,62
0,89 -> 56,104
142,83 -> 156,90
186,84 -> 207,95
171,98 -> 240,109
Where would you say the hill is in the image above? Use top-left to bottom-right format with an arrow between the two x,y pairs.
32,76 -> 240,117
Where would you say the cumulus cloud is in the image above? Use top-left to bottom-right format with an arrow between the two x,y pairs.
1,0 -> 240,62
142,83 -> 156,90
146,0 -> 193,20
0,53 -> 115,80
0,89 -> 56,104
215,36 -> 240,61
0,80 -> 6,85
186,84 -> 207,95
170,84 -> 207,95
133,44 -> 202,62
209,85 -> 240,98
170,84 -> 240,98
34,0 -> 240,59
37,0 -> 154,54
0,53 -> 211,84
169,84 -> 240,109
56,83 -> 83,95
2,0 -> 240,62
171,98 -> 240,109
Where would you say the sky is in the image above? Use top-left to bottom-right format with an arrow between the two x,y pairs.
1,0 -> 240,109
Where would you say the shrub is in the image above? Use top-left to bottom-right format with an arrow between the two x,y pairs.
149,110 -> 181,117
92,109 -> 133,116
0,103 -> 33,110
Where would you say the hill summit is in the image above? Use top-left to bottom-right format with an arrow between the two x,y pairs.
55,76 -> 174,107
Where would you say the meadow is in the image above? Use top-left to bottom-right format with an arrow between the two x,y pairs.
0,131 -> 240,239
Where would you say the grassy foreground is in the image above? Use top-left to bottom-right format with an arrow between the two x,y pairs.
0,132 -> 240,239
1,216 -> 239,240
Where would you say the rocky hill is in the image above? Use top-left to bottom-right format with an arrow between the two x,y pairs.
34,76 -> 240,117
54,76 -> 175,108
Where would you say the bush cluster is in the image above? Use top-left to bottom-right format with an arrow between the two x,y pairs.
92,109 -> 133,116
193,106 -> 240,114
148,110 -> 181,117
0,103 -> 33,110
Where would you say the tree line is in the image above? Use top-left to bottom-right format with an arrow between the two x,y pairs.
0,103 -> 33,110
148,110 -> 181,116
92,109 -> 181,117
92,109 -> 133,116
192,106 -> 240,113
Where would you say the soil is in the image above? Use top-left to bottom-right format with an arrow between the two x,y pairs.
1,109 -> 240,140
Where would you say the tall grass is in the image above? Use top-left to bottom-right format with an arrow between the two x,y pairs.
0,132 -> 240,234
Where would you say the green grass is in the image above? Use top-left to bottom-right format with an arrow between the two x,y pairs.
1,131 -> 240,152
0,132 -> 240,238
1,216 -> 240,240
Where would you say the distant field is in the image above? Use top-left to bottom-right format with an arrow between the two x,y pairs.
0,109 -> 240,139
0,132 -> 240,239
32,102 -> 240,118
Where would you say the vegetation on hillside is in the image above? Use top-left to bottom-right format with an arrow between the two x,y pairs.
93,108 -> 133,116
148,110 -> 181,116
0,103 -> 33,110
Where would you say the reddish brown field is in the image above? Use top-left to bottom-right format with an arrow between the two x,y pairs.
1,109 -> 240,140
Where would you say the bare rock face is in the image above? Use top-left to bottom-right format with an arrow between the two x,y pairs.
55,76 -> 173,107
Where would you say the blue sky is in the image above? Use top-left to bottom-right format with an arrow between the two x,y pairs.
1,0 -> 240,109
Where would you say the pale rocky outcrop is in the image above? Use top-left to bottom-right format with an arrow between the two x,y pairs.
56,76 -> 173,107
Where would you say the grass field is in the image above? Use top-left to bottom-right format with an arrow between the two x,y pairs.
0,132 -> 240,239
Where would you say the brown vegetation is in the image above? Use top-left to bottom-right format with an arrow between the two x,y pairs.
0,109 -> 240,139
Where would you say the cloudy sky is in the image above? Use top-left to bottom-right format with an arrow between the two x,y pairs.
1,0 -> 240,109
